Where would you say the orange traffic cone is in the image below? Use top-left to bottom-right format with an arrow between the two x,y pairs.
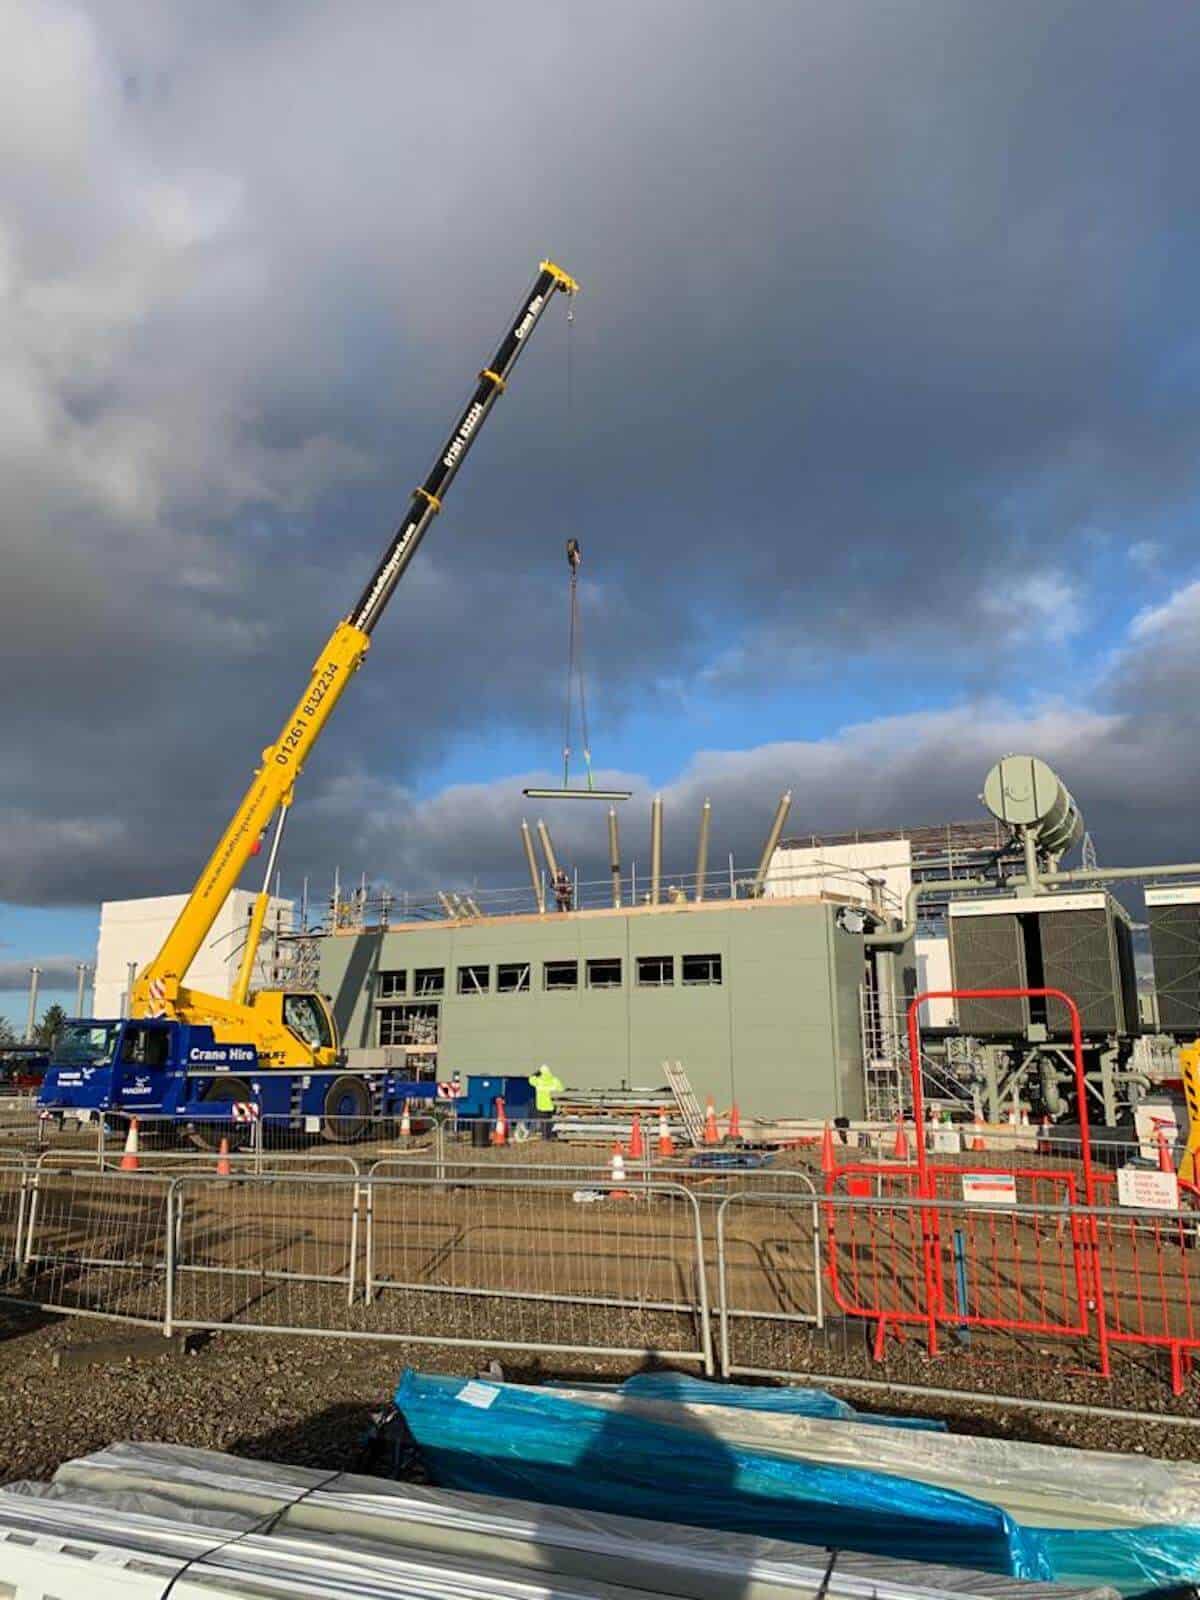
657,1110 -> 675,1158
491,1097 -> 507,1147
216,1136 -> 232,1177
703,1098 -> 719,1145
1157,1130 -> 1176,1175
892,1116 -> 909,1161
820,1120 -> 836,1175
970,1123 -> 986,1152
119,1118 -> 140,1172
727,1103 -> 742,1141
399,1101 -> 412,1139
627,1112 -> 645,1160
609,1143 -> 629,1197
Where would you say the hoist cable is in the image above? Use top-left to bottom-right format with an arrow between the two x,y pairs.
562,564 -> 578,787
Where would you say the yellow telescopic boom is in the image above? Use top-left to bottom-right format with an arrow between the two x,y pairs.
132,260 -> 578,1021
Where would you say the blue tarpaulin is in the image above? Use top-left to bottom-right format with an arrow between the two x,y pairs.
394,1371 -> 1200,1594
394,1371 -> 1049,1579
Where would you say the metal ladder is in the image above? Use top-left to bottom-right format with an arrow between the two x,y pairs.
663,1061 -> 705,1148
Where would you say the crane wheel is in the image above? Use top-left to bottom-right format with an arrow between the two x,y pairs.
191,1077 -> 255,1151
322,1074 -> 371,1143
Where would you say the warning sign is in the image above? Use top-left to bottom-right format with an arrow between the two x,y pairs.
1116,1166 -> 1179,1211
1134,1103 -> 1180,1163
961,1173 -> 1017,1206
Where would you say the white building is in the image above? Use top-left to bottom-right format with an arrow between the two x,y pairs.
765,836 -> 913,920
94,892 -> 295,1017
765,837 -> 956,1027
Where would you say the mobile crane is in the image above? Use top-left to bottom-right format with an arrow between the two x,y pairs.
38,260 -> 578,1138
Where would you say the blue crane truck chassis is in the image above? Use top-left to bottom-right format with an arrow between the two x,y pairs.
37,1018 -> 537,1142
37,1017 -> 439,1140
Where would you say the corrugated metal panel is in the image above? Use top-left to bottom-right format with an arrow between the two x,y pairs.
0,1441 -> 1121,1600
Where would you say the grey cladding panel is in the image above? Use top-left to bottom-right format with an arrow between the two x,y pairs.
1039,908 -> 1122,1035
949,914 -> 1028,1034
1149,903 -> 1200,1033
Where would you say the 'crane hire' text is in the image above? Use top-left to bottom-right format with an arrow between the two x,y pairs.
513,293 -> 545,341
443,401 -> 485,469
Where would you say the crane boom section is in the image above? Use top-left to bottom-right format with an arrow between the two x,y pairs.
134,259 -> 577,1016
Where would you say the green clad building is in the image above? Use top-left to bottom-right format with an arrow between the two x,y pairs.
318,895 -> 873,1120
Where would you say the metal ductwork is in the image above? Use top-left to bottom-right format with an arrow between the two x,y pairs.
752,790 -> 793,896
521,820 -> 545,913
694,799 -> 711,903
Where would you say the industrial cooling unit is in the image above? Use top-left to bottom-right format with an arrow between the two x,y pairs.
948,891 -> 1138,1039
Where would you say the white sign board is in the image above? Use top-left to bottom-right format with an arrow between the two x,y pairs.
1116,1166 -> 1179,1211
930,1128 -> 962,1154
1134,1104 -> 1180,1163
961,1173 -> 1017,1206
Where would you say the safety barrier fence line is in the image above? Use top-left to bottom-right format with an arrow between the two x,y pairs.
715,1190 -> 825,1382
362,1170 -> 712,1320
24,1106 -> 1179,1167
160,1172 -> 715,1374
3,1160 -> 1198,1404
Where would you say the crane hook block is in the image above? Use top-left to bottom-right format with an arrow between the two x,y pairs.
566,538 -> 581,572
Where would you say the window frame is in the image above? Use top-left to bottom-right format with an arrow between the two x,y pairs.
543,959 -> 580,992
457,964 -> 491,996
681,952 -> 723,986
413,967 -> 445,996
377,969 -> 407,1001
377,1001 -> 440,1048
496,962 -> 531,994
586,957 -> 623,990
636,955 -> 675,988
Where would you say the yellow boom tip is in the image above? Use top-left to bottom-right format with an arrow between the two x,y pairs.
540,258 -> 580,295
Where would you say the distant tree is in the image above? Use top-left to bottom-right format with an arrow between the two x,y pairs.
0,1016 -> 16,1047
35,1004 -> 68,1049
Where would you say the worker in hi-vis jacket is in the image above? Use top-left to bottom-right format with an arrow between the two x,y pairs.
529,1064 -> 564,1139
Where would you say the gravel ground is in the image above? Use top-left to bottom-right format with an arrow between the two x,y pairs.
3,1302 -> 1200,1491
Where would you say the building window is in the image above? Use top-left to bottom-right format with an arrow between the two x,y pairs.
378,1003 -> 440,1046
457,964 -> 490,996
497,963 -> 531,994
636,955 -> 674,987
413,967 -> 444,996
587,957 -> 622,989
544,960 -> 579,992
378,970 -> 407,1000
682,953 -> 722,986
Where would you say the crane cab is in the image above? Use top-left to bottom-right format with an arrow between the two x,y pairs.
242,989 -> 339,1069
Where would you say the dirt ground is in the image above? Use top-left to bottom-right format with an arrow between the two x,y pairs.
3,1301 -> 1200,1493
5,1133 -> 1200,1489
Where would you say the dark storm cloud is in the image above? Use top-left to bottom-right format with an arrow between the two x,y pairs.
0,956 -> 86,991
3,0 -> 1200,906
299,583 -> 1200,900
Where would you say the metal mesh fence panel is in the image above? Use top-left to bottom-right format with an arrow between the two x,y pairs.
1092,1205 -> 1200,1393
164,1172 -> 713,1370
716,1191 -> 823,1379
363,1174 -> 713,1369
17,1165 -> 171,1325
0,1157 -> 30,1277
